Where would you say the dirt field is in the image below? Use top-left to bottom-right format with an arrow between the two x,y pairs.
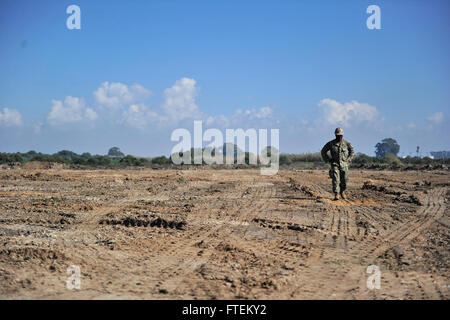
0,164 -> 449,299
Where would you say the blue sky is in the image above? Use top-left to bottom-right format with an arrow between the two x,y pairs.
0,0 -> 449,157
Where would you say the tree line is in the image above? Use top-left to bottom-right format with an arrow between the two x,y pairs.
1,138 -> 448,167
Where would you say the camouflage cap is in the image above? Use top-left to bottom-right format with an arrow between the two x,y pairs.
335,127 -> 344,135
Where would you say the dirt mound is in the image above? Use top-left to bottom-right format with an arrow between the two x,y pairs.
288,178 -> 324,199
99,214 -> 186,230
394,194 -> 422,205
353,163 -> 449,171
0,247 -> 65,263
252,217 -> 320,233
362,180 -> 422,205
20,161 -> 66,170
362,180 -> 402,195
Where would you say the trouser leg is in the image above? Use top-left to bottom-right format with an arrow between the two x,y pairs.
329,166 -> 340,194
339,167 -> 348,192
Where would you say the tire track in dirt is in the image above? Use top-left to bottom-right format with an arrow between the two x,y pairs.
79,172 -> 181,225
327,187 -> 446,263
232,179 -> 321,298
169,179 -> 446,299
2,168 -> 448,299
55,172 -> 200,297
338,186 -> 448,299
365,187 -> 448,299
276,180 -> 448,299
294,204 -> 360,298
158,175 -> 276,296
111,176 -> 250,297
369,187 -> 445,259
235,178 -> 349,298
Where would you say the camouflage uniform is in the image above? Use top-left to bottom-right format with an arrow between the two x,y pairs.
321,139 -> 354,194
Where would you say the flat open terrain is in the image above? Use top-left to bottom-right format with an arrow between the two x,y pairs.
0,164 -> 449,299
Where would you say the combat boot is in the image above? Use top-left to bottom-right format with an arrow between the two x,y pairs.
340,191 -> 347,200
333,193 -> 339,201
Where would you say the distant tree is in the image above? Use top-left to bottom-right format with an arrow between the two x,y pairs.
24,150 -> 37,158
88,155 -> 111,166
383,153 -> 401,165
244,152 -> 257,165
222,143 -> 243,159
375,138 -> 400,158
279,154 -> 292,165
0,152 -> 24,164
119,155 -> 150,166
151,156 -> 170,165
108,147 -> 124,157
261,146 -> 279,158
352,153 -> 379,164
54,150 -> 79,161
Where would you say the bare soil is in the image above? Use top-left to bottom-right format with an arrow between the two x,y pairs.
0,166 -> 448,299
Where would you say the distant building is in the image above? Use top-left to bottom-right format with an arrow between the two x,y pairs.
430,151 -> 450,159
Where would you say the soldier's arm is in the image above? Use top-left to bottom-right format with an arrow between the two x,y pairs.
321,142 -> 331,163
347,141 -> 354,162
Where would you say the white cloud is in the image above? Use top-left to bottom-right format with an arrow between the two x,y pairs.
241,106 -> 274,119
162,78 -> 201,122
0,108 -> 23,127
94,82 -> 151,109
205,114 -> 230,127
45,79 -> 277,130
47,96 -> 97,126
427,112 -> 444,125
85,108 -> 98,121
33,122 -> 43,134
204,105 -> 275,129
256,106 -> 273,119
318,99 -> 378,126
407,122 -> 416,129
122,104 -> 160,129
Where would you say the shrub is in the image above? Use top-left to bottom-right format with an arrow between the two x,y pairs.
87,155 -> 111,166
352,153 -> 380,164
279,154 -> 292,165
151,156 -> 170,165
383,153 -> 402,165
108,147 -> 125,158
119,155 -> 150,166
0,152 -> 24,163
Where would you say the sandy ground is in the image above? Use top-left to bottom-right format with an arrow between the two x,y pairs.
0,165 -> 448,299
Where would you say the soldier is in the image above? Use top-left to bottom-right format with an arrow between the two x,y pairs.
321,128 -> 354,200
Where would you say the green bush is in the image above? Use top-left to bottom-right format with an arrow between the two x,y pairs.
352,153 -> 381,164
280,153 -> 323,164
400,156 -> 438,165
151,156 -> 170,165
383,153 -> 402,165
87,155 -> 111,166
53,150 -> 79,161
108,147 -> 125,157
279,154 -> 292,165
31,154 -> 67,163
1,148 -> 447,168
0,152 -> 24,164
119,155 -> 150,166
